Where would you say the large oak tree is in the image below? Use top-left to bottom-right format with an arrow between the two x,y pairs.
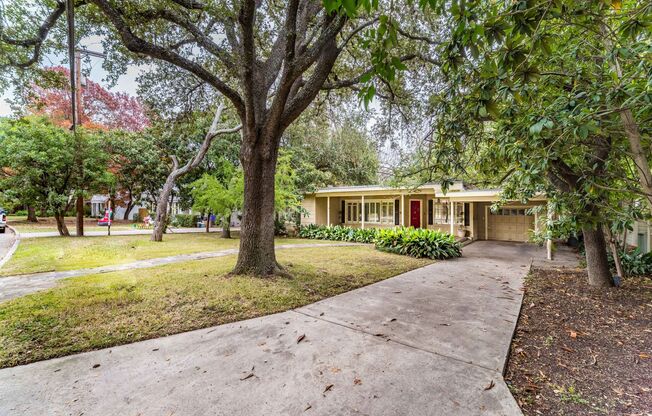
1,0 -> 436,275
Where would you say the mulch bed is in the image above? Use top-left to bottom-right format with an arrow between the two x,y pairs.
505,267 -> 652,416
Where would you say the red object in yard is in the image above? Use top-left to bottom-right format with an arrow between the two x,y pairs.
97,208 -> 112,226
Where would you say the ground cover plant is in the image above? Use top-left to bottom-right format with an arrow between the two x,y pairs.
298,224 -> 462,260
0,246 -> 432,368
506,267 -> 652,415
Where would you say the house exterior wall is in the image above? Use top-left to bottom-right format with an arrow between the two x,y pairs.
301,187 -> 547,243
626,220 -> 651,253
300,196 -> 316,225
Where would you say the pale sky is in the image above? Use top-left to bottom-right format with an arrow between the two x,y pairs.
0,38 -> 141,117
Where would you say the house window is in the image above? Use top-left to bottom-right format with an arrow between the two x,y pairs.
365,202 -> 380,222
432,202 -> 449,224
380,201 -> 395,224
346,202 -> 361,223
455,203 -> 465,225
346,200 -> 395,224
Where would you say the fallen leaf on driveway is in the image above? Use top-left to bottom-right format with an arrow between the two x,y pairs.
353,377 -> 362,385
92,364 -> 100,369
323,384 -> 334,393
297,334 -> 306,343
240,373 -> 254,381
484,380 -> 495,391
639,353 -> 650,359
569,330 -> 577,339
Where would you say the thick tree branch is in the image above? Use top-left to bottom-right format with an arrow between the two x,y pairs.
90,0 -> 245,118
0,1 -> 67,68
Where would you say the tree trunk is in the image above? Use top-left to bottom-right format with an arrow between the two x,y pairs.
54,211 -> 70,236
221,216 -> 231,239
582,223 -> 614,287
151,175 -> 175,242
206,212 -> 210,233
75,195 -> 84,237
620,109 -> 652,210
232,152 -> 280,276
123,201 -> 134,220
27,206 -> 38,222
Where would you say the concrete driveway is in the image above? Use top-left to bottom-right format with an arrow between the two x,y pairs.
0,241 -> 558,416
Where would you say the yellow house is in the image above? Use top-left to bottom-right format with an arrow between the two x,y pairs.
301,182 -> 547,242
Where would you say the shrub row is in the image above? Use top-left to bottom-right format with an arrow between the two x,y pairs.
375,227 -> 462,260
298,224 -> 462,260
298,224 -> 379,243
608,248 -> 652,276
172,214 -> 199,228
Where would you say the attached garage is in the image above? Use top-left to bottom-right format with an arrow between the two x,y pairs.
487,207 -> 534,242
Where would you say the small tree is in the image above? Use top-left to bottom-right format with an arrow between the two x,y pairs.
191,171 -> 244,239
0,117 -> 109,235
104,130 -> 167,220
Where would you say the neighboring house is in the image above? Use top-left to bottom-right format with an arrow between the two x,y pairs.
89,194 -> 191,220
625,220 -> 651,254
301,182 -> 547,243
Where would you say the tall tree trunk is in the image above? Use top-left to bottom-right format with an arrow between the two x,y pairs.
582,223 -> 614,287
27,206 -> 38,222
54,211 -> 70,236
151,175 -> 175,242
601,25 -> 652,210
123,201 -> 134,220
232,152 -> 280,275
75,195 -> 84,237
206,212 -> 210,233
221,217 -> 231,239
221,213 -> 232,238
150,103 -> 241,242
620,109 -> 652,210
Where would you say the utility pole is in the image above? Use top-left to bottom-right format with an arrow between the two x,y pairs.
65,0 -> 87,237
72,48 -> 105,237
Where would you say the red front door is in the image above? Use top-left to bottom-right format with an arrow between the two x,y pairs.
410,200 -> 421,228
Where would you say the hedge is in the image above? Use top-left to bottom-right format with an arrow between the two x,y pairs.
298,224 -> 462,260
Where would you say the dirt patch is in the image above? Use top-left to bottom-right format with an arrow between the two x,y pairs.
506,267 -> 652,415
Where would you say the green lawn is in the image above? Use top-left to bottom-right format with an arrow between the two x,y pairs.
0,246 -> 432,368
0,233 -> 326,276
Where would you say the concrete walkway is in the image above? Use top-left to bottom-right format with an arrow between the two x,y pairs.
18,227 -> 233,239
0,243 -> 359,303
0,241 -> 577,416
0,227 -> 18,268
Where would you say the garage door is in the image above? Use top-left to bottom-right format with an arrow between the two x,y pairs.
487,207 -> 534,242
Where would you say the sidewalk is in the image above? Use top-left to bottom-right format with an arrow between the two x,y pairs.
19,227 -> 235,239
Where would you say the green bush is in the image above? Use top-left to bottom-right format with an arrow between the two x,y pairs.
12,209 -> 27,216
375,227 -> 462,259
608,248 -> 652,276
172,214 -> 199,228
298,224 -> 379,243
298,224 -> 462,259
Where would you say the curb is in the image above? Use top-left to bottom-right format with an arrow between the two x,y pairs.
0,225 -> 20,269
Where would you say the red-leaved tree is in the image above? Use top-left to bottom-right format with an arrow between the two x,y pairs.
26,66 -> 150,132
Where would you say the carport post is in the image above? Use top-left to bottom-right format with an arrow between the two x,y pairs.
401,194 -> 405,226
326,197 -> 330,226
449,200 -> 455,235
361,195 -> 365,229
